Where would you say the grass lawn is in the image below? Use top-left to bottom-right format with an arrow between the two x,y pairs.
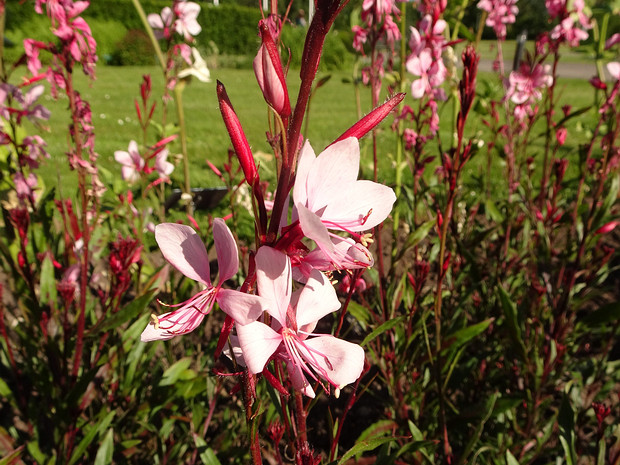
34,63 -> 598,199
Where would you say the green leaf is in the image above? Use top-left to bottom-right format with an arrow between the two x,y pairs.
361,315 -> 407,347
89,291 -> 155,335
497,286 -> 527,361
0,378 -> 11,398
159,358 -> 192,386
337,436 -> 401,465
68,411 -> 115,465
27,441 -> 46,464
39,255 -> 57,306
485,199 -> 503,223
193,435 -> 222,465
442,318 -> 494,354
506,449 -> 520,465
94,428 -> 114,465
558,394 -> 577,465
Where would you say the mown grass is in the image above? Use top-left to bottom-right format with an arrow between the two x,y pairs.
34,63 -> 597,198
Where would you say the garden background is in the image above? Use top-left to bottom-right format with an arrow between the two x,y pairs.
1,0 -> 619,464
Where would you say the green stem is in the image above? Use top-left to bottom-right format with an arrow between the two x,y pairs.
174,82 -> 193,216
451,0 -> 471,41
130,0 -> 167,70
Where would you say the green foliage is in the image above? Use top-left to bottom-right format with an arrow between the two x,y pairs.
199,4 -> 262,56
110,29 -> 156,66
281,26 -> 354,71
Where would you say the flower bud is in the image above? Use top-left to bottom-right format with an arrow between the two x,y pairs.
217,81 -> 258,185
254,21 -> 290,117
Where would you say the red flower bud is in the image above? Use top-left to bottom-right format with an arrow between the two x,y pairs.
595,220 -> 620,235
254,21 -> 291,117
217,81 -> 258,185
556,127 -> 567,146
331,93 -> 405,145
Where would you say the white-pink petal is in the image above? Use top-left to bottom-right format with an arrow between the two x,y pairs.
217,289 -> 268,326
213,218 -> 239,282
155,223 -> 211,285
301,336 -> 365,389
236,321 -> 282,374
255,246 -> 291,327
296,269 -> 340,328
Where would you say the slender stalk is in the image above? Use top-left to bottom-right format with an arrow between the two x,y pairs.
174,82 -> 193,216
130,0 -> 166,70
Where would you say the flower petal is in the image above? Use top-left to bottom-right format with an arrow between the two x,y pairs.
301,336 -> 365,389
213,218 -> 239,282
236,321 -> 282,374
320,180 -> 396,231
155,223 -> 211,285
255,246 -> 291,327
296,269 -> 340,328
217,289 -> 268,325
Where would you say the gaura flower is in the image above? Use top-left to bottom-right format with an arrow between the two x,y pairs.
141,219 -> 246,341
220,247 -> 365,397
292,137 -> 395,270
173,1 -> 202,41
114,140 -> 144,183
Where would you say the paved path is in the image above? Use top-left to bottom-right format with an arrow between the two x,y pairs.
478,59 -> 601,80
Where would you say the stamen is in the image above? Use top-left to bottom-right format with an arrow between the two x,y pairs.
150,314 -> 160,330
360,233 -> 374,247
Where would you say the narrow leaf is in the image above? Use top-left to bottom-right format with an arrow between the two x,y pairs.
361,315 -> 407,347
337,436 -> 402,465
94,428 -> 114,465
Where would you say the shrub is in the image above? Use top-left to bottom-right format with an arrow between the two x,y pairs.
89,19 -> 128,63
199,4 -> 262,56
111,29 -> 156,66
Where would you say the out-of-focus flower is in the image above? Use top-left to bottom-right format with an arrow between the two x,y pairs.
406,49 -> 447,99
154,148 -> 174,179
477,0 -> 518,40
148,7 -> 174,40
550,17 -> 589,47
178,47 -> 210,82
607,62 -> 620,81
114,140 -> 144,183
174,1 -> 201,40
507,62 -> 553,105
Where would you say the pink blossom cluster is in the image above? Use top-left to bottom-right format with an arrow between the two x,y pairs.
506,60 -> 553,121
406,16 -> 448,101
141,137 -> 396,397
545,0 -> 591,48
477,0 -> 518,40
148,1 -> 202,41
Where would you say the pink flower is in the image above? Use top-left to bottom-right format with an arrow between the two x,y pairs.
550,17 -> 589,47
173,1 -> 202,40
545,0 -> 565,19
148,7 -> 174,40
406,49 -> 447,99
605,33 -> 620,50
506,62 -> 553,105
293,138 -> 395,231
220,247 -> 365,397
410,15 -> 447,57
154,148 -> 174,179
477,0 -> 518,40
114,140 -> 144,183
607,62 -> 620,81
141,219 -> 243,341
14,172 -> 38,202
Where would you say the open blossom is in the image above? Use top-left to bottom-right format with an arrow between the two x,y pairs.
608,62 -> 620,81
173,1 -> 201,40
154,148 -> 174,179
114,140 -> 144,182
291,137 -> 395,273
406,49 -> 447,99
141,219 -> 246,341
507,62 -> 553,105
409,15 -> 447,58
550,17 -> 589,47
178,47 -> 210,82
477,0 -> 518,40
148,7 -> 174,40
219,247 -> 365,397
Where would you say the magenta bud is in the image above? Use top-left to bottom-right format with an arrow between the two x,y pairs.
595,220 -> 620,235
556,127 -> 567,146
217,81 -> 258,185
254,21 -> 291,117
331,93 -> 405,145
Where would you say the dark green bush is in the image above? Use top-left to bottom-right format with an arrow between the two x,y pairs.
199,4 -> 262,56
110,29 -> 156,66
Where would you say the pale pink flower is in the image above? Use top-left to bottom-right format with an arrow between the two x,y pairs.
154,148 -> 174,179
174,1 -> 202,41
148,7 -> 174,40
220,247 -> 365,397
141,219 -> 246,341
477,0 -> 518,40
605,33 -> 620,50
14,172 -> 38,202
550,17 -> 589,47
607,62 -> 620,81
352,25 -> 369,52
507,62 -> 553,105
114,140 -> 144,183
406,49 -> 447,99
410,15 -> 447,58
545,0 -> 565,19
